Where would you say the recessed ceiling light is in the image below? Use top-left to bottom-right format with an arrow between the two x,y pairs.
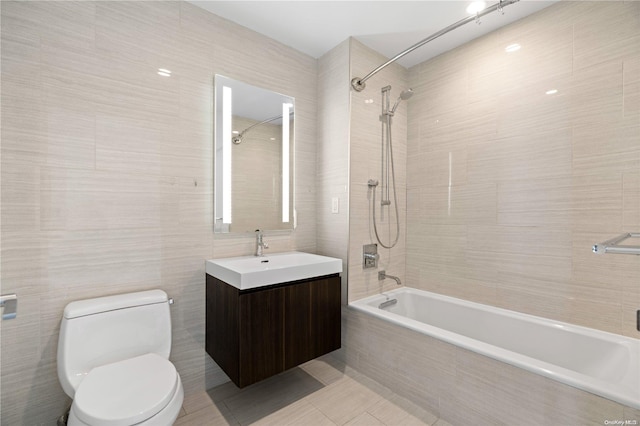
545,89 -> 558,95
157,68 -> 172,77
505,43 -> 521,53
466,1 -> 486,15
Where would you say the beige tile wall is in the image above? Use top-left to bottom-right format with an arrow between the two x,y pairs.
317,38 -> 409,304
317,40 -> 350,302
0,1 -> 317,424
348,39 -> 408,302
406,1 -> 640,337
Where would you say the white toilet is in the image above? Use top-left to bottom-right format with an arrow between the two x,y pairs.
57,290 -> 184,426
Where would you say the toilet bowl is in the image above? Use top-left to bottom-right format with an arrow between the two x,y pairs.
57,290 -> 184,426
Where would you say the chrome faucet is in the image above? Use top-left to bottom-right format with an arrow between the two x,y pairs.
378,270 -> 402,286
255,229 -> 269,257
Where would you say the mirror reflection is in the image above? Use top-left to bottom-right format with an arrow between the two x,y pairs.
214,75 -> 295,234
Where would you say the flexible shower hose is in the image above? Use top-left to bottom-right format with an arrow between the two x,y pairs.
371,113 -> 400,249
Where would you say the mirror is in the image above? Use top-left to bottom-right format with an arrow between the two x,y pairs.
214,75 -> 295,233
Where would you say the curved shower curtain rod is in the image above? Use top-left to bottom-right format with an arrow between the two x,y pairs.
232,111 -> 294,144
351,0 -> 520,92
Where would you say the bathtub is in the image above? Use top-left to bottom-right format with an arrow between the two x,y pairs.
350,287 -> 640,410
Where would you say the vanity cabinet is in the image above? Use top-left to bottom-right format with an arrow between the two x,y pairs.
206,273 -> 341,388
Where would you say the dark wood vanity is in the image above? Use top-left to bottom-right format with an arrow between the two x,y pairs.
205,273 -> 341,388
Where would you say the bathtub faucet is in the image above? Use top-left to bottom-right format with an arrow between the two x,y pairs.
378,270 -> 402,286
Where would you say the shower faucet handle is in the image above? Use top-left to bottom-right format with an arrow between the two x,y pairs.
363,244 -> 378,269
364,252 -> 379,262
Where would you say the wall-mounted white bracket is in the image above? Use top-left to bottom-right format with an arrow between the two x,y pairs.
0,294 -> 17,320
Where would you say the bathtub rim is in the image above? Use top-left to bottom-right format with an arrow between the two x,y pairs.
349,287 -> 640,410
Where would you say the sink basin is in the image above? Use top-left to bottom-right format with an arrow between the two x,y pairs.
205,251 -> 342,290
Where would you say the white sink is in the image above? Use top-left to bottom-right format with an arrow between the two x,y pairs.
205,251 -> 342,290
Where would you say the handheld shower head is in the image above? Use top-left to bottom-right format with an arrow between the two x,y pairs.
399,88 -> 414,100
390,88 -> 413,113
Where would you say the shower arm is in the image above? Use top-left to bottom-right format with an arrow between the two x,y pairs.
351,0 -> 519,92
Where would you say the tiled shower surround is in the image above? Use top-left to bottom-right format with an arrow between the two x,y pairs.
341,1 -> 640,335
1,1 -> 639,425
335,1 -> 640,424
404,1 -> 640,339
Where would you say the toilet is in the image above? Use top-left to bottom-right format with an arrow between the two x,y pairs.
57,290 -> 184,426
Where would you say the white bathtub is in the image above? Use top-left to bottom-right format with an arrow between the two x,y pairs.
350,287 -> 640,409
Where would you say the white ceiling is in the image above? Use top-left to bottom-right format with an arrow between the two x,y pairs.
189,1 -> 558,69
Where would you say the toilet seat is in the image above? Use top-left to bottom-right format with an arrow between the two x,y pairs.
72,353 -> 179,426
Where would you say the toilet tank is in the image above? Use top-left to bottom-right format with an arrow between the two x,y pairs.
57,290 -> 172,398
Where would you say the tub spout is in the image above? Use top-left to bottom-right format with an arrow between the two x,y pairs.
378,271 -> 402,286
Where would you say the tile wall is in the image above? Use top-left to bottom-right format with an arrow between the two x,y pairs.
317,39 -> 350,302
0,1 -> 317,424
317,37 -> 409,304
347,39 -> 408,302
406,1 -> 640,337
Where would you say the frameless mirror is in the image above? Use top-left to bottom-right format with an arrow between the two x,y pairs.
214,75 -> 295,233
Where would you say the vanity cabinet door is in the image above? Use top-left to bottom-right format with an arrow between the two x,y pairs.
284,283 -> 312,369
284,276 -> 341,370
239,286 -> 285,387
206,275 -> 240,385
309,275 -> 341,358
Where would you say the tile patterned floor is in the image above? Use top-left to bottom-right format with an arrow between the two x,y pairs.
175,355 -> 452,426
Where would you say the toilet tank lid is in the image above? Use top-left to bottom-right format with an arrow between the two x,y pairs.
64,290 -> 168,319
